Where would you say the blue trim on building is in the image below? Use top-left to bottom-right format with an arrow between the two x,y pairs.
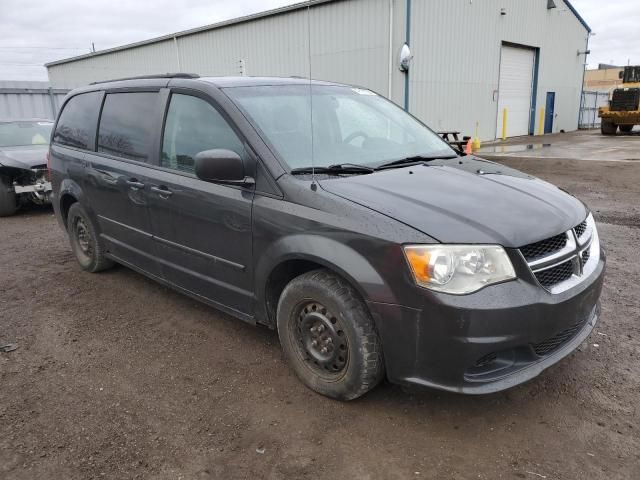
529,48 -> 541,135
564,0 -> 592,33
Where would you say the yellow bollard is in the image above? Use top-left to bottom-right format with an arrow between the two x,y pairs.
472,122 -> 482,151
501,108 -> 508,140
538,108 -> 545,135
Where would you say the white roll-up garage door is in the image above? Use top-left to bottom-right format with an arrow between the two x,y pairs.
496,45 -> 536,138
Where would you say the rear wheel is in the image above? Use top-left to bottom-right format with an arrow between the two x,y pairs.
0,175 -> 18,217
277,269 -> 384,401
601,120 -> 617,135
67,203 -> 114,273
619,125 -> 634,133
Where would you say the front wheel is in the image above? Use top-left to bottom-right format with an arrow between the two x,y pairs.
277,269 -> 384,401
0,175 -> 18,217
601,120 -> 617,135
67,203 -> 114,273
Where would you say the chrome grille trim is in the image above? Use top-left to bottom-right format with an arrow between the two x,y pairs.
520,214 -> 600,294
527,232 -> 576,270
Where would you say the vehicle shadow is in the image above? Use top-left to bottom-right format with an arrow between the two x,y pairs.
95,259 -> 584,433
11,203 -> 54,218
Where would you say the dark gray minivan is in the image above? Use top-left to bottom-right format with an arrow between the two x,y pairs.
50,74 -> 605,400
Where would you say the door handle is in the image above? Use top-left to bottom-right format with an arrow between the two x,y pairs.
150,186 -> 173,197
126,179 -> 146,189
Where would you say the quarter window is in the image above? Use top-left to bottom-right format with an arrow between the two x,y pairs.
161,94 -> 245,173
53,92 -> 102,150
98,92 -> 157,162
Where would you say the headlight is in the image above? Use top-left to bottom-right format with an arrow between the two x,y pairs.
403,245 -> 516,294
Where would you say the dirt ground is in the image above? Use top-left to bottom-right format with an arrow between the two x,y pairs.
1,131 -> 639,479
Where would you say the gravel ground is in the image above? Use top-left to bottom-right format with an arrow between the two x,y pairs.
1,152 -> 639,479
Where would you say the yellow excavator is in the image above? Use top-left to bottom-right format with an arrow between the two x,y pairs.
599,66 -> 640,135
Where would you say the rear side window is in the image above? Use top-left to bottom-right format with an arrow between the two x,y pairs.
53,92 -> 102,150
161,94 -> 245,173
98,92 -> 157,162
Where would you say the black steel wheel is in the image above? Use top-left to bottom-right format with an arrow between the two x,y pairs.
294,301 -> 349,378
67,203 -> 114,273
277,269 -> 384,401
74,216 -> 93,260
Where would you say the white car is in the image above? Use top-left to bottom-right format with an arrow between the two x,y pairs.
0,118 -> 54,216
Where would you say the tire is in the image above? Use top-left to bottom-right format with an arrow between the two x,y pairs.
601,120 -> 617,135
66,203 -> 114,273
619,125 -> 634,133
0,175 -> 18,217
277,269 -> 384,401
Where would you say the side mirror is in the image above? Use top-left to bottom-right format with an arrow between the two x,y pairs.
619,71 -> 624,80
194,149 -> 255,187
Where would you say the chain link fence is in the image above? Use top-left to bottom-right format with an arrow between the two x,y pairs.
579,91 -> 610,129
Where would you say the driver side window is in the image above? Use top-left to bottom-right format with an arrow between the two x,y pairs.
162,94 -> 245,173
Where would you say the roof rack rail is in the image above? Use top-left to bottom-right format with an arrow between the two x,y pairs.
90,73 -> 199,85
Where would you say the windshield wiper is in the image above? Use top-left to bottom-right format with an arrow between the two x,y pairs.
290,163 -> 375,175
375,154 -> 458,171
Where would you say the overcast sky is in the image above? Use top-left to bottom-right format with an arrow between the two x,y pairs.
1,0 -> 638,82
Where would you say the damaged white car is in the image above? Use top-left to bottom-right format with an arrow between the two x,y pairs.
0,119 -> 53,216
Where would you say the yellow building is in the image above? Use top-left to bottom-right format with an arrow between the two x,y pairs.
584,65 -> 623,92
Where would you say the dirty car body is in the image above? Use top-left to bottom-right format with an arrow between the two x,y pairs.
49,76 -> 605,399
0,119 -> 54,213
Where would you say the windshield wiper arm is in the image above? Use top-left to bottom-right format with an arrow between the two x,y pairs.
290,164 -> 374,175
375,155 -> 458,170
327,163 -> 375,172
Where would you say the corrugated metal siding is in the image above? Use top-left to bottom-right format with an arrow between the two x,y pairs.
0,81 -> 69,120
176,8 -> 310,78
409,0 -> 588,139
46,0 -> 588,140
47,40 -> 179,89
47,0 -> 391,94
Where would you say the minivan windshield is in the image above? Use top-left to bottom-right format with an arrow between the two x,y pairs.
0,121 -> 53,148
225,85 -> 455,170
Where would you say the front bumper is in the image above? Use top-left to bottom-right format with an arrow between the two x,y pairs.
14,181 -> 52,194
368,251 -> 605,394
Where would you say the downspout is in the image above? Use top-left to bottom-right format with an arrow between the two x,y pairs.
47,87 -> 57,118
387,0 -> 393,99
578,33 -> 590,128
403,0 -> 412,111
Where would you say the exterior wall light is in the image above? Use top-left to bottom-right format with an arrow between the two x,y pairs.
399,43 -> 413,72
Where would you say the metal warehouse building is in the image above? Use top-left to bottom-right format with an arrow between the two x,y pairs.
45,0 -> 591,141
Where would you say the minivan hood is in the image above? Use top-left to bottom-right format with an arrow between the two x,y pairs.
0,145 -> 49,170
319,157 -> 587,247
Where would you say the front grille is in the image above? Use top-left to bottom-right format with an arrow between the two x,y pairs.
574,220 -> 587,239
520,233 -> 568,262
610,88 -> 640,112
532,321 -> 585,356
520,218 -> 595,292
534,260 -> 574,287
